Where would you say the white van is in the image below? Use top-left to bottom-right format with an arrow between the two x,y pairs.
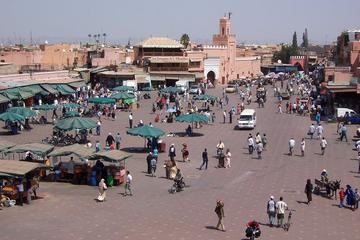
175,80 -> 189,94
237,109 -> 256,129
336,108 -> 357,118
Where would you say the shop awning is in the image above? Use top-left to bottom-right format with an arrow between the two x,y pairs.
0,94 -> 10,104
21,85 -> 49,96
89,150 -> 131,162
53,84 -> 76,95
1,88 -> 34,100
48,144 -> 94,158
5,143 -> 54,157
68,81 -> 86,88
41,84 -> 59,94
0,140 -> 16,152
0,160 -> 45,176
150,75 -> 165,81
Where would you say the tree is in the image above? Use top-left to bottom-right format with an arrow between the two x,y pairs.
301,28 -> 309,48
292,31 -> 298,48
103,33 -> 107,44
180,34 -> 190,48
272,45 -> 299,64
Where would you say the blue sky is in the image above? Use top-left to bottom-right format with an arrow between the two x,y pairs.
1,0 -> 359,45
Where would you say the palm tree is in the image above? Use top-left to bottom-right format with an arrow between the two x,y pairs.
103,33 -> 107,45
88,34 -> 92,43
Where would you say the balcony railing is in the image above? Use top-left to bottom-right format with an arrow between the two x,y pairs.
143,52 -> 183,57
150,67 -> 188,72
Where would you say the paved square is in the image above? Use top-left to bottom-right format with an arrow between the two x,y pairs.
1,86 -> 359,240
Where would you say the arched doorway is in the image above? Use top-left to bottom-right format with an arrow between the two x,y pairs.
207,71 -> 216,85
294,62 -> 303,71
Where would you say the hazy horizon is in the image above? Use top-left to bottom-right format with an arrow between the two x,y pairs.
1,0 -> 359,46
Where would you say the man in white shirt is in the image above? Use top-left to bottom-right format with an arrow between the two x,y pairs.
124,171 -> 133,196
267,196 -> 276,227
316,124 -> 324,139
320,137 -> 327,155
276,196 -> 288,228
289,138 -> 295,156
248,135 -> 254,154
308,124 -> 315,139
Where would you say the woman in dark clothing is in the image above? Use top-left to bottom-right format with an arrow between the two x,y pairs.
305,179 -> 313,204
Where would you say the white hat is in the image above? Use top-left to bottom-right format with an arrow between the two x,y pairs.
323,169 -> 326,172
270,196 -> 274,200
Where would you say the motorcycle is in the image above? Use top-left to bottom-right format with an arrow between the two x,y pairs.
245,226 -> 261,240
169,177 -> 185,194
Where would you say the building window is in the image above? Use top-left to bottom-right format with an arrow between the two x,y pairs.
237,74 -> 239,79
222,28 -> 225,35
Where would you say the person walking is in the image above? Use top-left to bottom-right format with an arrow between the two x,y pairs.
97,179 -> 107,202
315,112 -> 321,125
211,112 -> 216,123
339,187 -> 345,208
248,134 -> 254,154
229,109 -> 233,124
96,120 -> 101,136
277,103 -> 282,114
308,123 -> 315,139
305,179 -> 313,204
300,138 -> 305,157
224,149 -> 231,168
146,152 -> 153,174
106,133 -> 115,147
150,157 -> 157,177
181,144 -> 189,162
257,142 -> 263,159
124,171 -> 133,196
262,134 -> 268,150
357,143 -> 360,173
169,144 -> 176,161
128,112 -> 133,129
214,200 -> 225,232
316,124 -> 324,139
339,124 -> 348,142
115,133 -> 121,150
276,196 -> 288,228
345,185 -> 355,210
267,196 -> 276,227
320,137 -> 327,155
199,148 -> 208,170
289,138 -> 295,156
354,188 -> 359,210
223,110 -> 226,124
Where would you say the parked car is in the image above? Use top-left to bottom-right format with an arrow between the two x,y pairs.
189,85 -> 201,94
225,84 -> 237,93
344,113 -> 360,124
280,91 -> 290,100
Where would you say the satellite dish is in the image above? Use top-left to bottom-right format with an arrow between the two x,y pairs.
277,60 -> 282,64
101,44 -> 105,48
44,40 -> 49,44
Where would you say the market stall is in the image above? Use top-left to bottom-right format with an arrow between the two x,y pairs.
89,150 -> 131,187
47,144 -> 94,184
0,160 -> 44,201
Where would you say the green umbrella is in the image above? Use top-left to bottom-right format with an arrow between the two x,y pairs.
193,94 -> 217,101
0,112 -> 25,122
32,104 -> 57,111
112,86 -> 135,92
64,111 -> 80,117
63,103 -> 82,109
7,107 -> 37,118
88,97 -> 116,104
161,86 -> 181,94
127,124 -> 165,148
127,124 -> 165,138
176,113 -> 209,123
110,92 -> 135,100
124,98 -> 136,105
55,117 -> 97,131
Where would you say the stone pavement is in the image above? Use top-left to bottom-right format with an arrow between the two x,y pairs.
1,85 -> 359,240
